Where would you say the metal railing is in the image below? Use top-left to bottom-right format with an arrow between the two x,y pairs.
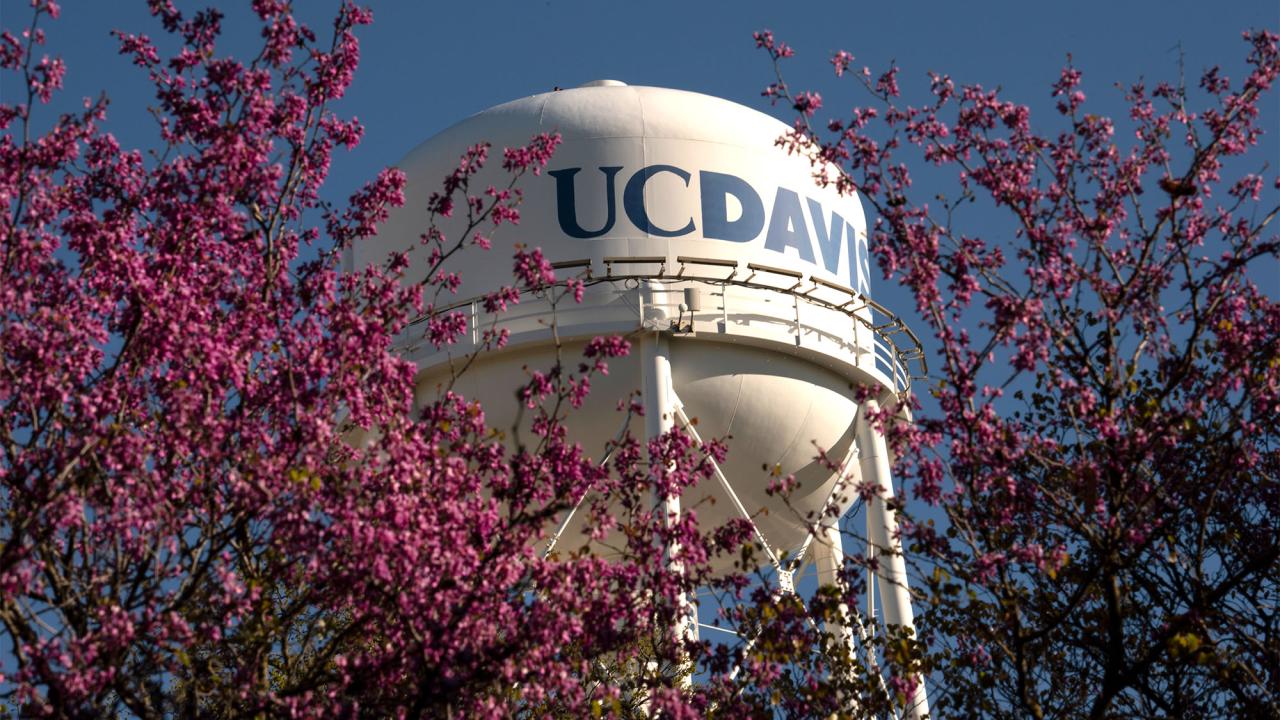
404,255 -> 928,394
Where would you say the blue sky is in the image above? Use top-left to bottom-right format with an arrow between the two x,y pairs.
4,0 -> 1275,458
2,0 -> 1277,694
6,0 -> 1274,311
4,0 -> 1276,494
6,0 -> 1275,209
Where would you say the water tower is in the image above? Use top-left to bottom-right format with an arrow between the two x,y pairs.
351,80 -> 930,717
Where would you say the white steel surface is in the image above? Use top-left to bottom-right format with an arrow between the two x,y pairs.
354,82 -> 873,306
641,329 -> 698,686
860,397 -> 930,720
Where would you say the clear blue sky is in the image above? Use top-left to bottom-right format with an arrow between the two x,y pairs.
5,0 -> 1275,208
6,0 -> 1273,327
3,0 -> 1276,440
1,0 -> 1276,682
335,1 -> 1278,201
3,0 -> 1275,412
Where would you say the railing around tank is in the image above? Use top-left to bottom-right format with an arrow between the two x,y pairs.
402,255 -> 928,395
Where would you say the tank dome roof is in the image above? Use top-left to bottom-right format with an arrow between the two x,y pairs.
354,82 -> 871,303
419,82 -> 790,151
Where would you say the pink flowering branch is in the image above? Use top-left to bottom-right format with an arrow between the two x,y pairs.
757,26 -> 1279,719
0,4 -> 809,717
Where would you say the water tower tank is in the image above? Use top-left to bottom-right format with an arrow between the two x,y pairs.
352,80 -> 930,717
351,79 -> 925,566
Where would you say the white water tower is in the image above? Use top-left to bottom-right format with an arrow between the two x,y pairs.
352,80 -> 929,717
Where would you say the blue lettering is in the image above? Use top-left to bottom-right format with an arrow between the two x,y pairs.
623,165 -> 696,237
700,170 -> 764,242
552,165 -> 868,294
806,198 -> 844,275
549,166 -> 622,239
764,187 -> 815,263
847,222 -> 871,295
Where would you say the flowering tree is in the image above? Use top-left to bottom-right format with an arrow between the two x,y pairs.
0,2 -> 732,716
756,25 -> 1278,720
4,1 -> 919,716
7,1 -> 1274,717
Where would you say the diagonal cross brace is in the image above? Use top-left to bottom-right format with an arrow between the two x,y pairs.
669,398 -> 784,574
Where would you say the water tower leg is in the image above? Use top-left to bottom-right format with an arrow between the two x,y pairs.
811,520 -> 864,715
640,332 -> 697,674
860,397 -> 930,719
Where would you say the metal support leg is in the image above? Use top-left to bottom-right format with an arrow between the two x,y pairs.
641,331 -> 697,666
860,397 -> 930,719
811,520 -> 863,715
